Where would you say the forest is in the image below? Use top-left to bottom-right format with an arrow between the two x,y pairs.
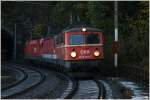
1,1 -> 149,71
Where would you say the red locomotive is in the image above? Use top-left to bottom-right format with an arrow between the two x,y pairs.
24,26 -> 104,71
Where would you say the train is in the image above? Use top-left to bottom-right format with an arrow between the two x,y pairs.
24,26 -> 104,72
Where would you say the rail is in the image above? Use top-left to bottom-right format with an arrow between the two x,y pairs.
1,64 -> 46,99
1,65 -> 27,90
94,79 -> 106,99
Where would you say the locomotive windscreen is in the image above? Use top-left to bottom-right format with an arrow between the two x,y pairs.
86,34 -> 100,44
70,33 -> 100,45
70,34 -> 84,45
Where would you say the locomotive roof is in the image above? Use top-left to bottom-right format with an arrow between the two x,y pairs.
63,27 -> 102,33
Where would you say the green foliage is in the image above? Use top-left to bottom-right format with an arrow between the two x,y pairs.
119,1 -> 149,69
32,23 -> 43,38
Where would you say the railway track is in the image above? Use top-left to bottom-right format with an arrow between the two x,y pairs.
1,63 -> 77,99
18,64 -> 106,99
1,64 -> 45,99
1,66 -> 27,90
27,62 -> 106,99
69,79 -> 105,99
1,63 -> 106,99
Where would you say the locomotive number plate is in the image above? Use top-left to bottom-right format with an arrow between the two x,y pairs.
79,50 -> 91,59
80,50 -> 90,55
79,55 -> 91,59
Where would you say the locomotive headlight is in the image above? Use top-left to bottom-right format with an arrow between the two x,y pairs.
71,51 -> 77,58
82,28 -> 86,32
94,50 -> 100,57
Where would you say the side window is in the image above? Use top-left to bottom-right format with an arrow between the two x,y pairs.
56,36 -> 59,45
61,33 -> 64,45
60,35 -> 63,45
102,33 -> 104,44
56,33 -> 64,46
40,41 -> 43,49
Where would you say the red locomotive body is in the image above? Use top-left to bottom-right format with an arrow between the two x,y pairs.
24,27 -> 104,71
64,31 -> 104,60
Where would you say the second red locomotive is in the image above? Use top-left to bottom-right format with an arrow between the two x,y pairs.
24,26 -> 104,71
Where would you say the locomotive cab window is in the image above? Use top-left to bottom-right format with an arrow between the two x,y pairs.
86,34 -> 100,44
70,34 -> 84,45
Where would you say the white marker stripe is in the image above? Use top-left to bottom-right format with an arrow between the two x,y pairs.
115,28 -> 118,41
56,44 -> 103,48
114,53 -> 118,67
42,54 -> 57,59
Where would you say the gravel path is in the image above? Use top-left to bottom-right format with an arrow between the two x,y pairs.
119,79 -> 149,99
99,77 -> 149,99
